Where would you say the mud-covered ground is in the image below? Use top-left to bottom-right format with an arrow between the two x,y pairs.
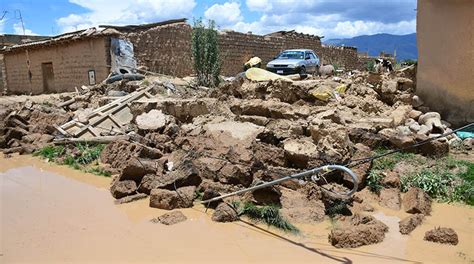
1,155 -> 473,264
1,67 -> 473,259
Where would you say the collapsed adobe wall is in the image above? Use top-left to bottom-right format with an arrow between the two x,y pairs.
125,23 -> 365,77
319,45 -> 366,70
125,22 -> 194,77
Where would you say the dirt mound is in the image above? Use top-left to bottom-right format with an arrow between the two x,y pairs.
100,140 -> 162,169
212,203 -> 239,222
399,214 -> 424,235
149,186 -> 195,210
402,187 -> 432,215
329,214 -> 389,248
424,227 -> 459,245
151,211 -> 187,225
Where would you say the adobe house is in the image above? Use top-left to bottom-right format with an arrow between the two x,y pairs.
417,0 -> 474,126
1,28 -> 122,94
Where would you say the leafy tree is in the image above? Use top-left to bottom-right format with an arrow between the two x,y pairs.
192,19 -> 221,87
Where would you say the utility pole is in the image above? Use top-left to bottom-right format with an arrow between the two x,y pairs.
1,11 -> 7,21
14,9 -> 26,35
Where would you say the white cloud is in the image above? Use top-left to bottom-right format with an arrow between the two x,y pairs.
13,22 -> 37,35
246,0 -> 272,12
239,0 -> 416,39
204,2 -> 243,27
331,19 -> 416,38
57,0 -> 196,33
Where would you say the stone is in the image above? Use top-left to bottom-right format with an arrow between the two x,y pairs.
348,128 -> 386,149
424,227 -> 458,245
399,214 -> 424,234
408,110 -> 423,120
283,138 -> 318,169
151,211 -> 187,225
344,144 -> 373,190
418,140 -> 449,158
153,159 -> 202,189
237,115 -> 269,126
403,187 -> 432,215
279,188 -> 325,224
328,215 -> 389,248
212,203 -> 239,222
110,179 -> 137,199
382,171 -> 401,188
378,188 -> 401,210
247,186 -> 282,206
219,164 -> 252,187
252,142 -> 286,167
201,188 -> 222,208
100,140 -> 162,169
135,109 -> 170,131
418,112 -> 441,124
417,124 -> 431,135
138,173 -> 162,194
149,186 -> 196,210
114,193 -> 148,204
411,95 -> 424,107
119,158 -> 158,182
390,105 -> 412,127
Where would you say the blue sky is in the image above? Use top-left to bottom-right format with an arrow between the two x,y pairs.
0,0 -> 417,39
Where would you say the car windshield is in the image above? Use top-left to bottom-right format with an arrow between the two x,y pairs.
277,51 -> 304,59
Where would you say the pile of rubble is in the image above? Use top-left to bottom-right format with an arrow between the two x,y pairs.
1,66 -> 469,248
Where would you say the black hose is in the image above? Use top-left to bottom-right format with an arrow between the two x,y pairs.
105,73 -> 145,84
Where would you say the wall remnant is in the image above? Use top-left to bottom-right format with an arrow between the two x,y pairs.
416,0 -> 474,126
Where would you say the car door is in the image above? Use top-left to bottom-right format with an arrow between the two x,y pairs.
304,52 -> 315,73
311,52 -> 320,72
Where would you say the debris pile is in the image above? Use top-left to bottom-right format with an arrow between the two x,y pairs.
1,65 -> 471,248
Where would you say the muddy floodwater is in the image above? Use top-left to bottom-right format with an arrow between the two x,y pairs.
1,155 -> 473,263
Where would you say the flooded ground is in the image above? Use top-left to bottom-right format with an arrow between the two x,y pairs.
1,155 -> 473,263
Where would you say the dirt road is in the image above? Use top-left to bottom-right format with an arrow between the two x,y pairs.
1,155 -> 473,263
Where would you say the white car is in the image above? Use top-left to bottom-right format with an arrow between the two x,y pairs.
266,49 -> 320,75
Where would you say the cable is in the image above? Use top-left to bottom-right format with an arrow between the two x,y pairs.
346,122 -> 473,168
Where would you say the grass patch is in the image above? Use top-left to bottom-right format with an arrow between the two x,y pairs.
86,166 -> 112,177
326,200 -> 351,217
238,202 -> 299,234
367,149 -> 419,193
33,145 -> 65,160
34,143 -> 109,177
366,149 -> 473,205
400,157 -> 473,205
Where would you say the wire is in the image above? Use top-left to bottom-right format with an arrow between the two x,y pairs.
345,122 -> 473,168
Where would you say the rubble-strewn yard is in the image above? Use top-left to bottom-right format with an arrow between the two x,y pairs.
1,67 -> 472,249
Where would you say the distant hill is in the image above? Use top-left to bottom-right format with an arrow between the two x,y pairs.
324,33 -> 417,61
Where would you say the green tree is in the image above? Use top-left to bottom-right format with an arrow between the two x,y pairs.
192,19 -> 221,87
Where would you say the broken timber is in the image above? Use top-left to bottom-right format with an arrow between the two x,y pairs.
56,87 -> 154,139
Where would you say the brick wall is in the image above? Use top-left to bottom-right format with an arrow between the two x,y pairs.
124,23 -> 366,77
3,37 -> 110,94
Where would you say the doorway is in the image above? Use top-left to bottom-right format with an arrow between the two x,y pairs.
41,62 -> 54,92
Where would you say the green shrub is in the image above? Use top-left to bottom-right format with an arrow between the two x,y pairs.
192,18 -> 220,87
367,170 -> 384,193
367,60 -> 375,71
239,202 -> 299,233
75,143 -> 105,165
400,158 -> 474,205
33,145 -> 65,160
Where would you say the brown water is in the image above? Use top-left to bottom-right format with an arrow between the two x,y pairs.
1,155 -> 473,263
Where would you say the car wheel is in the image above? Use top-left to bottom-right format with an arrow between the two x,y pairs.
299,66 -> 306,75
